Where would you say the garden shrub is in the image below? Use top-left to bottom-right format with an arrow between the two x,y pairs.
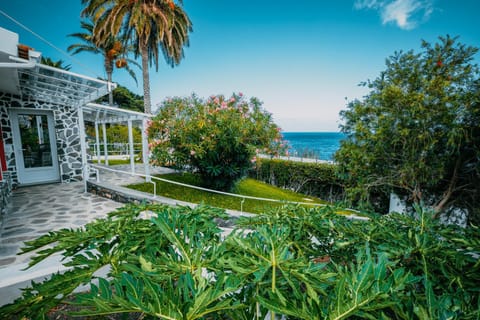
2,203 -> 478,319
251,158 -> 345,202
147,93 -> 286,191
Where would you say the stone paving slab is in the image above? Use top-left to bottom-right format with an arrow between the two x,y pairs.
0,182 -> 123,268
0,164 -> 174,270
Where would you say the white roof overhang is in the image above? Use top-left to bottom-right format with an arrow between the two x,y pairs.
0,27 -> 115,108
1,56 -> 115,108
83,103 -> 151,125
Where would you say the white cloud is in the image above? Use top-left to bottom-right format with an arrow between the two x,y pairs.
354,0 -> 382,10
354,0 -> 434,30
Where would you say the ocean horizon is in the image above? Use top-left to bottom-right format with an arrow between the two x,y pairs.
282,132 -> 345,161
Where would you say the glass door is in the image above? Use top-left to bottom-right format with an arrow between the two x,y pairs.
10,109 -> 60,184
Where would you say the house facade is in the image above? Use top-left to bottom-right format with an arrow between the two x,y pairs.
0,26 -> 150,223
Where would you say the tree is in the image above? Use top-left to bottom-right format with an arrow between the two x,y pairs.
97,84 -> 145,112
81,0 -> 193,114
67,20 -> 140,105
147,93 -> 287,190
336,36 -> 480,221
40,56 -> 71,70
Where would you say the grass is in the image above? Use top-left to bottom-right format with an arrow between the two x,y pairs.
127,172 -> 328,214
94,158 -> 141,166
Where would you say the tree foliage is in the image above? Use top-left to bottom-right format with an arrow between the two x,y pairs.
68,19 -> 140,105
336,36 -> 480,221
81,0 -> 193,114
1,204 -> 478,319
147,94 -> 286,191
40,56 -> 71,70
97,84 -> 145,113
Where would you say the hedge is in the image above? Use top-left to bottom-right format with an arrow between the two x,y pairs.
250,158 -> 344,202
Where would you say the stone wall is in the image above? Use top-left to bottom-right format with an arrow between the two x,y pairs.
87,181 -> 153,205
0,92 -> 83,185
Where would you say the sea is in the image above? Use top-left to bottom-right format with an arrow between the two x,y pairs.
282,132 -> 345,161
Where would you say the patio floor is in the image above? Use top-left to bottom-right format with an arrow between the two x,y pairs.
0,164 -> 172,269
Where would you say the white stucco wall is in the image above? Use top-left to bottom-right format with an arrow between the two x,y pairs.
0,27 -> 19,57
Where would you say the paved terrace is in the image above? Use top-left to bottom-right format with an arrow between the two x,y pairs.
0,164 -> 174,269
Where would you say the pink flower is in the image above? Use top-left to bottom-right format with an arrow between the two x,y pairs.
238,92 -> 243,97
190,150 -> 196,156
251,156 -> 257,163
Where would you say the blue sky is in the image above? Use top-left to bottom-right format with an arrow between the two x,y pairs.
1,0 -> 479,131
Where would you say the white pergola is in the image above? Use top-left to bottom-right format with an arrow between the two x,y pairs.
0,49 -> 151,183
82,103 -> 151,178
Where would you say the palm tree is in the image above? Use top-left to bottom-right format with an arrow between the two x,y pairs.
40,57 -> 71,70
67,20 -> 140,105
81,0 -> 192,114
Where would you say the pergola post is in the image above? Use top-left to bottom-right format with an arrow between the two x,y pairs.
142,118 -> 150,182
102,123 -> 108,166
128,119 -> 135,175
78,106 -> 88,192
94,121 -> 101,164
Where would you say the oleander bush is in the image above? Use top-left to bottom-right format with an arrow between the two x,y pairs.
147,94 -> 287,191
1,204 -> 479,319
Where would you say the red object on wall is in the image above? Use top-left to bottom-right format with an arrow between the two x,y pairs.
0,126 -> 6,181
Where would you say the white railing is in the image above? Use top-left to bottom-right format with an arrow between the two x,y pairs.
258,154 -> 334,164
87,163 -> 364,218
88,142 -> 143,157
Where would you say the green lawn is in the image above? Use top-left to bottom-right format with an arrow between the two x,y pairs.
94,158 -> 141,165
127,172 -> 328,214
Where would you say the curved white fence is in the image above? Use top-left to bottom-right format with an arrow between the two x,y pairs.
88,163 -> 362,216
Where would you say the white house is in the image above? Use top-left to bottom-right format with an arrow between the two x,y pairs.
0,26 -> 150,221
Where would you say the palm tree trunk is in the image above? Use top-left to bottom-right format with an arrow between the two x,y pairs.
107,71 -> 114,105
140,43 -> 152,114
105,56 -> 114,105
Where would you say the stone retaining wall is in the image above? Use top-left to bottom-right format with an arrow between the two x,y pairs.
86,181 -> 153,205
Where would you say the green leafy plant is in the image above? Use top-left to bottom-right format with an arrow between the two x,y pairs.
251,158 -> 344,202
1,204 -> 478,319
147,94 -> 287,191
